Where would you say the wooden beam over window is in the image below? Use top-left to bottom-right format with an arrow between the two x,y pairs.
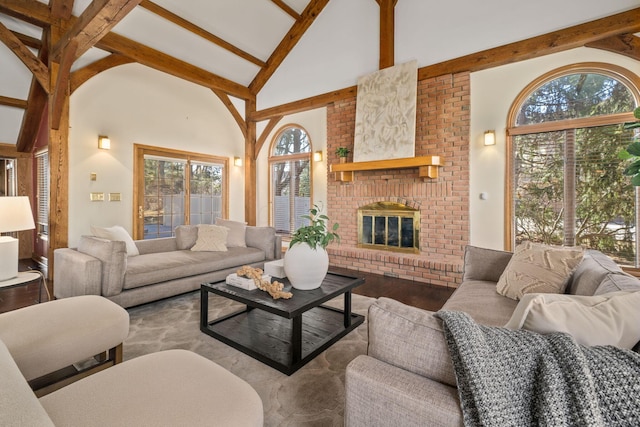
586,34 -> 640,62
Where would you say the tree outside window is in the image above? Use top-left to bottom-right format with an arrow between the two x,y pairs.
269,126 -> 312,236
511,68 -> 639,266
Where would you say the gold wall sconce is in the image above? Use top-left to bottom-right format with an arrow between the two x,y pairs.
98,135 -> 111,150
313,151 -> 323,162
484,130 -> 496,146
234,156 -> 243,167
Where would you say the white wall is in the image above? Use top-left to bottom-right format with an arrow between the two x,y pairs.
69,64 -> 245,247
470,47 -> 640,250
255,108 -> 328,226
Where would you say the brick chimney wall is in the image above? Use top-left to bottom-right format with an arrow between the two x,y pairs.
326,72 -> 470,288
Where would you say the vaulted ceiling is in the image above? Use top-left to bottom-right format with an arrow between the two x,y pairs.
1,0 -> 640,154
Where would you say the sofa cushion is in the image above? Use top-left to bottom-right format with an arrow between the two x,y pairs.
496,241 -> 584,300
191,225 -> 228,252
567,250 -> 625,296
123,247 -> 265,289
505,291 -> 640,349
91,225 -> 139,257
462,245 -> 512,282
175,225 -> 198,250
443,281 -> 518,326
246,226 -> 277,260
595,272 -> 640,295
215,218 -> 247,248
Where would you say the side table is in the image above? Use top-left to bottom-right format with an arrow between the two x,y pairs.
0,271 -> 45,307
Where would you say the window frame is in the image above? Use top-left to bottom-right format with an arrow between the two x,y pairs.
133,144 -> 229,239
267,124 -> 314,237
505,62 -> 640,263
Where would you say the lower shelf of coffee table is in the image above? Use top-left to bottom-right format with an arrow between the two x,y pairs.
201,305 -> 364,375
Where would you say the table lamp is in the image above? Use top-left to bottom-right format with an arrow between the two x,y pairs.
0,196 -> 36,281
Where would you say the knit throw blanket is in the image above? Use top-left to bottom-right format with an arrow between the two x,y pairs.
437,310 -> 640,427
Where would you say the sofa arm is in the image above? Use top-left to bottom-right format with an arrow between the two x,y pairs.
368,297 -> 456,387
462,245 -> 513,282
76,236 -> 127,297
53,248 -> 102,299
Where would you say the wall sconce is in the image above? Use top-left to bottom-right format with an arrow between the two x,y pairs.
233,156 -> 243,167
484,130 -> 496,146
313,151 -> 323,162
98,135 -> 111,150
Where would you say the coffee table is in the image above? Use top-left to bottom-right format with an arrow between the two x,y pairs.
200,271 -> 365,375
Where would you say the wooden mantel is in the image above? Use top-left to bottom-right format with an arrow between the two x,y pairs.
329,155 -> 444,182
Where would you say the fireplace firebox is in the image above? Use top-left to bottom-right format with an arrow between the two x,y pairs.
357,201 -> 420,253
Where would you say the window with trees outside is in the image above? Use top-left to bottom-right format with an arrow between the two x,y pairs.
508,64 -> 640,267
133,145 -> 228,240
269,126 -> 312,237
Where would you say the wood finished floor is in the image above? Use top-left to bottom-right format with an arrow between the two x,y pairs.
1,260 -> 455,313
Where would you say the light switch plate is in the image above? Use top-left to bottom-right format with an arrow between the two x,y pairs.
109,193 -> 121,202
90,192 -> 104,201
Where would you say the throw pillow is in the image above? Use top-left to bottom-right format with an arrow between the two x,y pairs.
190,224 -> 228,252
90,225 -> 139,257
504,291 -> 640,349
215,218 -> 247,248
175,225 -> 198,250
594,272 -> 640,295
496,241 -> 584,300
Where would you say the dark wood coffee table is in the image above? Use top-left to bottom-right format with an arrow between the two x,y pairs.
200,271 -> 365,375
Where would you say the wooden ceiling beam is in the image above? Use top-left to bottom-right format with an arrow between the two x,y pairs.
377,0 -> 397,70
250,86 -> 356,122
140,1 -> 266,68
71,53 -> 134,93
270,0 -> 300,20
52,0 -> 142,62
0,95 -> 27,109
95,31 -> 252,99
249,0 -> 330,94
12,31 -> 42,50
586,33 -> 640,62
0,20 -> 49,93
0,0 -> 51,27
418,7 -> 640,80
212,89 -> 247,138
51,0 -> 74,20
50,40 -> 77,130
256,116 -> 282,155
16,29 -> 49,153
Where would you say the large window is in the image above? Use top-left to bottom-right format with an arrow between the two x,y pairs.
269,126 -> 312,236
508,64 -> 640,266
133,145 -> 228,240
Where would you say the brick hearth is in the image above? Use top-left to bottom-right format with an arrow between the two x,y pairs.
326,72 -> 470,288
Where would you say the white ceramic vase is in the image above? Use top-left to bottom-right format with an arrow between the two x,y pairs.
284,243 -> 329,290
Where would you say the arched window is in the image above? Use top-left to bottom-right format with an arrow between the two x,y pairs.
269,125 -> 312,236
507,63 -> 640,266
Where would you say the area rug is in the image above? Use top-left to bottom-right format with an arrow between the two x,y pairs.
124,291 -> 374,426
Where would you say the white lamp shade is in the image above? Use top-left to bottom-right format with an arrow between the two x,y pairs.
0,196 -> 36,233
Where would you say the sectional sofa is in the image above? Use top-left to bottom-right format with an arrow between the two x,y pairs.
54,223 -> 281,308
345,245 -> 640,426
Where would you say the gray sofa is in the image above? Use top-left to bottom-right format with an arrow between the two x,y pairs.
345,245 -> 640,426
54,225 -> 281,308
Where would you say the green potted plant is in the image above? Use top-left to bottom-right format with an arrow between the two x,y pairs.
284,204 -> 340,290
619,106 -> 640,185
335,147 -> 351,163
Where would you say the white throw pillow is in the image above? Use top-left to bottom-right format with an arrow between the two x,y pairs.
215,218 -> 247,248
191,224 -> 228,252
504,291 -> 640,349
90,225 -> 139,257
496,241 -> 584,300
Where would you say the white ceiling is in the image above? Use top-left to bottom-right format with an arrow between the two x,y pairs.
1,0 -> 639,146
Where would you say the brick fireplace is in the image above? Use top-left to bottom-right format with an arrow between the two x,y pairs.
326,72 -> 470,288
